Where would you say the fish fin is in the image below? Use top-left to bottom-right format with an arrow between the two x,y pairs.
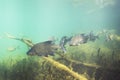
43,41 -> 53,44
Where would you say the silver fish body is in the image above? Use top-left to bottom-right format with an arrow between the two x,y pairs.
69,34 -> 89,46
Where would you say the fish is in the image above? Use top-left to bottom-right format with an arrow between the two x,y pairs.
89,31 -> 99,42
59,36 -> 72,53
7,46 -> 19,52
27,40 -> 59,57
69,33 -> 89,46
7,47 -> 16,52
105,33 -> 113,42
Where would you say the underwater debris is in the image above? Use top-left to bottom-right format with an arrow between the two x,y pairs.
42,57 -> 88,80
21,38 -> 34,47
5,33 -> 34,47
56,51 -> 100,69
5,32 -> 16,39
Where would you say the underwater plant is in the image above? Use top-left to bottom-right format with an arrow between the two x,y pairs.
2,32 -> 120,80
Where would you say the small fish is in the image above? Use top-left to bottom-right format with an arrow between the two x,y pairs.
7,46 -> 19,52
27,41 -> 59,57
69,33 -> 89,46
105,33 -> 113,42
89,31 -> 99,42
59,36 -> 72,53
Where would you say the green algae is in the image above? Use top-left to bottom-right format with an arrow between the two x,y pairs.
0,38 -> 120,80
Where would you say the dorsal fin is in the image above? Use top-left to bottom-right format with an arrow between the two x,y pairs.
43,40 -> 53,44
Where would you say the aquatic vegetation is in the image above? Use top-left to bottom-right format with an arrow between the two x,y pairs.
0,0 -> 120,79
1,30 -> 120,80
0,42 -> 120,80
0,62 -> 10,80
9,57 -> 40,80
0,55 -> 86,80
